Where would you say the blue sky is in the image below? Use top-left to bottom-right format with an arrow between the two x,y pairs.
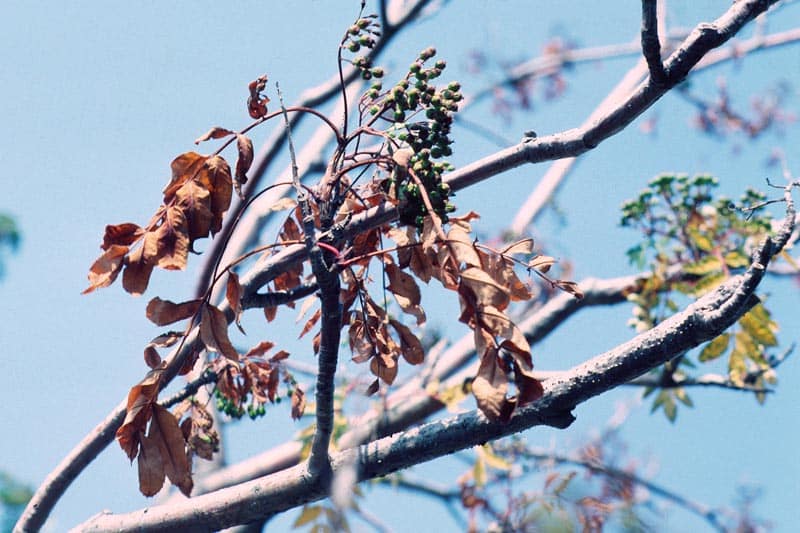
2,1 -> 799,531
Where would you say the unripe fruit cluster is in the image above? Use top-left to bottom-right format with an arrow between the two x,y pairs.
366,47 -> 462,228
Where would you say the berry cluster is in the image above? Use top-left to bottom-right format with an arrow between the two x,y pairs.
343,15 -> 384,80
366,47 -> 461,228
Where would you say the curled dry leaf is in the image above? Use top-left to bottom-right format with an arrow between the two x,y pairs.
385,263 -> 426,325
247,75 -> 270,119
472,349 -> 514,422
194,126 -> 233,145
116,366 -> 164,461
83,244 -> 128,294
143,345 -> 162,369
243,340 -> 276,358
199,303 -> 239,361
101,223 -> 143,251
528,255 -> 556,273
291,386 -> 306,420
145,297 -> 202,326
226,272 -> 245,334
234,134 -> 254,200
389,319 -> 425,365
138,404 -> 193,497
299,307 -> 322,339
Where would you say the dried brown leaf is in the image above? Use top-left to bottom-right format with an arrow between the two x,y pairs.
154,206 -> 190,270
299,307 -> 321,339
83,244 -> 128,294
528,255 -> 556,273
501,238 -> 534,256
472,349 -> 513,422
143,345 -> 162,369
389,319 -> 425,365
234,134 -> 253,200
101,223 -> 143,251
150,404 -> 193,496
122,243 -> 155,296
116,366 -> 164,461
447,225 -> 481,268
244,341 -> 276,358
194,127 -> 233,144
145,297 -> 202,326
137,432 -> 166,497
460,267 -> 510,311
199,303 -> 239,361
264,306 -> 278,322
291,386 -> 306,419
226,272 -> 245,334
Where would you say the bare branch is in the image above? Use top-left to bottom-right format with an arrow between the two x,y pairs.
641,0 -> 667,83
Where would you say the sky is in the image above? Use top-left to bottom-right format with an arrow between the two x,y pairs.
2,1 -> 799,531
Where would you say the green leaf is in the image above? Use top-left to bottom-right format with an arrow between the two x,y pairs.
691,271 -> 726,296
728,332 -> 750,386
724,250 -> 750,269
663,394 -> 677,422
687,227 -> 714,253
739,304 -> 778,347
674,387 -> 693,407
698,333 -> 730,362
683,255 -> 722,276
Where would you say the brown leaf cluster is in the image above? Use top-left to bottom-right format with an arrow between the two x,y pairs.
84,152 -> 233,295
385,214 -> 548,421
115,367 -> 198,497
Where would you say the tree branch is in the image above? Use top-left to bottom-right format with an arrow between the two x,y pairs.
76,192 -> 796,530
641,0 -> 667,83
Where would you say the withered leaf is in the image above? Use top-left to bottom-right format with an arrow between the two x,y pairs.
473,349 -> 514,422
150,331 -> 184,347
137,432 -> 166,497
480,306 -> 531,356
528,255 -> 556,273
298,308 -> 321,339
269,350 -> 290,362
122,243 -> 155,296
146,297 -> 202,326
555,280 -> 584,299
264,306 -> 278,322
501,238 -> 534,256
365,378 -> 380,396
370,352 -> 398,385
203,155 -> 233,236
116,366 -> 164,461
83,244 -> 128,294
291,386 -> 306,420
386,263 -> 426,325
143,345 -> 162,369
149,404 -> 193,496
389,319 -> 425,365
247,74 -> 270,119
512,357 -> 544,406
175,179 -> 213,243
164,152 -> 207,202
226,272 -> 245,334
194,127 -> 233,144
102,223 -> 143,251
349,318 -> 375,363
460,267 -> 511,311
154,206 -> 190,270
199,303 -> 239,361
447,225 -> 481,268
244,340 -> 276,358
234,134 -> 254,200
